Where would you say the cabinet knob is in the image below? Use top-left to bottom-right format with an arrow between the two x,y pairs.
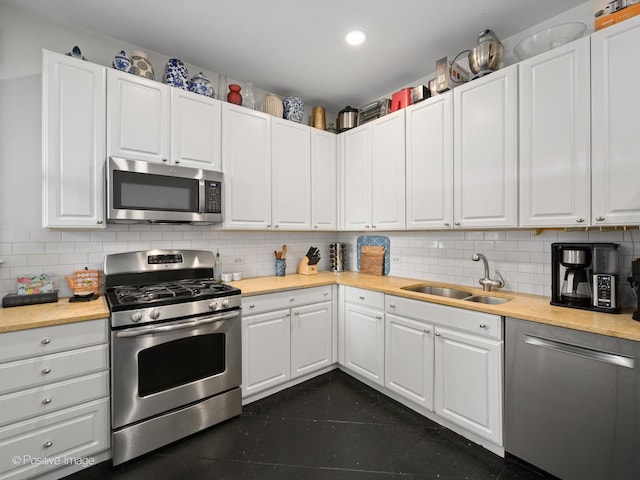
41,368 -> 51,375
249,304 -> 255,308
42,398 -> 52,405
266,225 -> 271,228
435,332 -> 441,337
294,311 -> 299,315
479,324 -> 487,329
314,225 -> 318,229
372,225 -> 377,229
358,296 -> 365,300
43,441 -> 53,449
275,225 -> 280,228
376,315 -> 382,320
596,216 -> 605,222
290,297 -> 295,302
97,220 -> 103,224
175,159 -> 180,164
444,222 -> 450,227
454,222 -> 461,226
365,225 -> 371,229
162,158 -> 168,163
424,329 -> 431,334
285,312 -> 291,317
576,218 -> 584,223
323,292 -> 329,296
389,304 -> 396,308
41,339 -> 51,345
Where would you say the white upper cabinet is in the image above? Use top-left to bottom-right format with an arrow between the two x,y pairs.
372,110 -> 406,230
108,70 -> 221,169
107,69 -> 170,163
519,37 -> 591,228
591,16 -> 640,226
405,92 -> 453,229
42,50 -> 106,229
340,109 -> 406,231
222,103 -> 272,229
454,65 -> 518,228
170,88 -> 222,170
311,129 -> 338,230
271,118 -> 311,230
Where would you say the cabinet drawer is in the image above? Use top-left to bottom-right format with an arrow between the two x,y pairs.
0,319 -> 108,364
0,345 -> 109,395
344,286 -> 385,310
243,286 -> 332,316
0,371 -> 109,427
386,295 -> 502,340
0,398 -> 109,479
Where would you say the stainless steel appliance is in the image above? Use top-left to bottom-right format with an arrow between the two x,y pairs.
550,242 -> 620,313
506,317 -> 640,480
104,249 -> 242,465
633,259 -> 640,321
337,106 -> 358,132
468,29 -> 504,78
107,157 -> 223,225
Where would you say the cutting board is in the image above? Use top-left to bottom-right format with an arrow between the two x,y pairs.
359,246 -> 385,275
357,236 -> 390,275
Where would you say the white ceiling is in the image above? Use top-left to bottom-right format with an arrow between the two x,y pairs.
3,0 -> 587,112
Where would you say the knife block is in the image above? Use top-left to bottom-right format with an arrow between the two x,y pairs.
297,257 -> 318,275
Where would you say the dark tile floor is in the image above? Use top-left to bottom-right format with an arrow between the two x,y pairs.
69,370 -> 555,480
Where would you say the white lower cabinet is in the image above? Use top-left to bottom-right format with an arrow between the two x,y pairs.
241,286 -> 333,399
434,327 -> 503,445
0,319 -> 110,480
385,313 -> 434,410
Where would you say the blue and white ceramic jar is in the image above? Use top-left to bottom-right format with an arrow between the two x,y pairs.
164,58 -> 189,89
188,72 -> 214,97
112,50 -> 132,73
283,96 -> 304,123
65,46 -> 86,61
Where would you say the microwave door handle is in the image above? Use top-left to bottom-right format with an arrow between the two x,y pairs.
199,179 -> 206,213
115,310 -> 240,338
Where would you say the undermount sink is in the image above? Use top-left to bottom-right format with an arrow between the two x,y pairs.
464,295 -> 510,305
401,285 -> 473,299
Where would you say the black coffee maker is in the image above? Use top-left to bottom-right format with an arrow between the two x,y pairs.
551,243 -> 620,313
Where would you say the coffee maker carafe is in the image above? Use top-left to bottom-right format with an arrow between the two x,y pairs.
551,243 -> 620,313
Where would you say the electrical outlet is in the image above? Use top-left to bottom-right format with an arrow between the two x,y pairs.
233,257 -> 244,264
391,256 -> 400,264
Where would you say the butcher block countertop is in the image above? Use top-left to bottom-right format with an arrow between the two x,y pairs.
2,272 -> 639,341
0,296 -> 109,333
231,271 -> 640,342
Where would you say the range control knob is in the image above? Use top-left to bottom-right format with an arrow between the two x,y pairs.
149,309 -> 160,320
131,312 -> 142,322
221,299 -> 230,309
208,301 -> 219,310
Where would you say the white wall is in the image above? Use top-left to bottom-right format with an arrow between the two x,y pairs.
1,2 -> 636,308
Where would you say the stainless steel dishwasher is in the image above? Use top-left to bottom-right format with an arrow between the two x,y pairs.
505,317 -> 640,480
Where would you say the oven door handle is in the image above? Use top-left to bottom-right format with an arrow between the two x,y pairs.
115,310 -> 240,338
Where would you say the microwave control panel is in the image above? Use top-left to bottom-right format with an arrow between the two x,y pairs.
205,181 -> 222,213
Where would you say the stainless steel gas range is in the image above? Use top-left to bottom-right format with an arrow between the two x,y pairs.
104,249 -> 242,466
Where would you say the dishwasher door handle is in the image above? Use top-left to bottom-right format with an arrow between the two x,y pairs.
524,334 -> 634,369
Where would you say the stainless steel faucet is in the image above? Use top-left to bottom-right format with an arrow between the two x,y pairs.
471,253 -> 504,292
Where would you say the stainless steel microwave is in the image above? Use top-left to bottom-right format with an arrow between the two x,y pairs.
107,157 -> 223,224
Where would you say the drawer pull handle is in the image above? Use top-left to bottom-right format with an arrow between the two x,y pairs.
596,216 -> 605,222
358,296 -> 365,300
479,324 -> 487,329
43,441 -> 53,448
389,304 -> 396,308
41,339 -> 51,345
576,218 -> 585,223
41,368 -> 51,375
42,398 -> 52,405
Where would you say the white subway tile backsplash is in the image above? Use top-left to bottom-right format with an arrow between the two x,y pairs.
59,253 -> 88,264
12,242 -> 45,254
27,254 -> 59,265
45,243 -> 75,254
117,232 -> 141,241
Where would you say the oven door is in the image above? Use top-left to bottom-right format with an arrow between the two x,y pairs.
111,309 -> 240,429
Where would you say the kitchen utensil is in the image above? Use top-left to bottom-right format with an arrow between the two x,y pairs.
468,29 -> 503,77
282,245 -> 287,259
514,23 -> 586,61
337,106 -> 358,132
357,236 -> 390,275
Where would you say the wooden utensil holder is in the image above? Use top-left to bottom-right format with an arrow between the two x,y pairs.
297,257 -> 318,275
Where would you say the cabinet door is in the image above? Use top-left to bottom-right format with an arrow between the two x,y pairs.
454,65 -> 518,228
519,37 -> 590,227
405,93 -> 453,229
242,310 -> 290,397
170,89 -> 222,170
341,126 -> 372,230
271,118 -> 311,230
592,16 -> 640,226
311,129 -> 337,230
222,104 -> 272,229
385,314 -> 434,410
291,301 -> 332,379
343,303 -> 384,386
107,69 -> 170,163
434,327 -> 502,445
372,110 -> 406,230
42,50 -> 106,228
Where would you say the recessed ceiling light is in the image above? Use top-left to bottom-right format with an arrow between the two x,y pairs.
345,29 -> 366,46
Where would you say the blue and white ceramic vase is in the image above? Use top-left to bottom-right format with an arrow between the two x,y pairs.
283,96 -> 304,123
130,50 -> 154,79
188,72 -> 214,97
65,46 -> 86,61
112,50 -> 132,73
275,259 -> 286,276
164,58 -> 188,89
